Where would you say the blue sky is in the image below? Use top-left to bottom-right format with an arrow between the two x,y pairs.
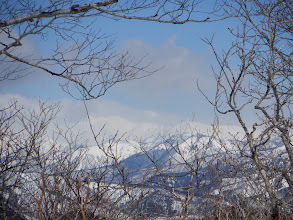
0,11 -> 243,140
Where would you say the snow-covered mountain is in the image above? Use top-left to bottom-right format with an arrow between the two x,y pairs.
3,129 -> 290,219
76,130 -> 290,216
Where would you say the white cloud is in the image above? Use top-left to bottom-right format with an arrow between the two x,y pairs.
59,98 -> 185,141
0,93 -> 247,147
0,94 -> 182,143
116,35 -> 214,98
0,29 -> 51,92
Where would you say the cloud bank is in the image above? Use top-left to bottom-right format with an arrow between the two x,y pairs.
117,35 -> 214,97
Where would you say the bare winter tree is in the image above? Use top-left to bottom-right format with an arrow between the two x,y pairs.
0,101 -> 26,220
0,0 -> 228,100
200,0 -> 293,219
0,100 -> 61,219
0,99 -> 132,220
